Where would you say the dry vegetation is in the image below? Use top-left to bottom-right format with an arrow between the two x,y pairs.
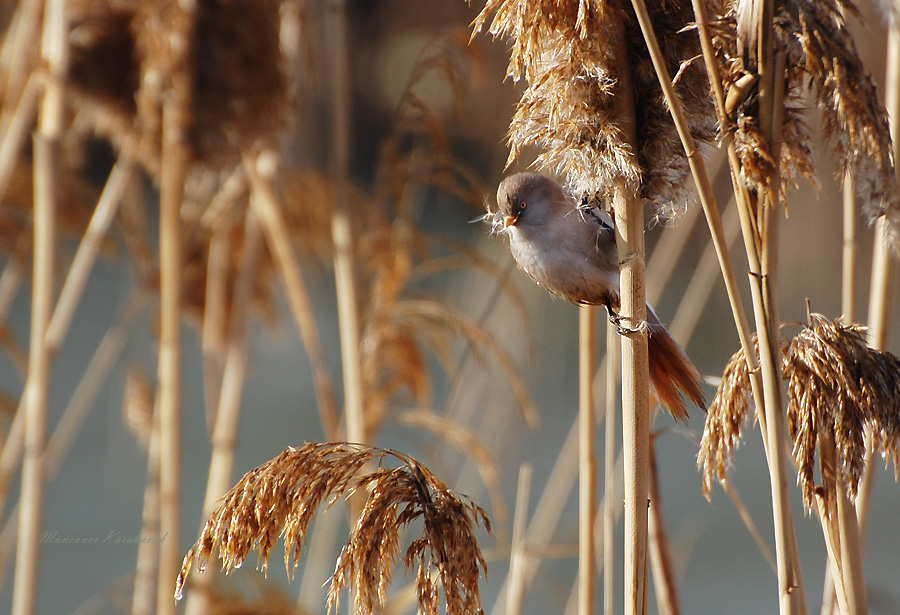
0,1 -> 899,615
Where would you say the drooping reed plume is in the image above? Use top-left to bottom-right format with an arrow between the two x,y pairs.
700,312 -> 900,613
176,443 -> 491,615
700,313 -> 900,505
473,0 -> 715,220
711,0 -> 899,244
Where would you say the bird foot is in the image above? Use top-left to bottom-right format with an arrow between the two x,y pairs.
603,305 -> 643,336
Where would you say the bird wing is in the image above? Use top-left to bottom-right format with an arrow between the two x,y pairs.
576,196 -> 614,231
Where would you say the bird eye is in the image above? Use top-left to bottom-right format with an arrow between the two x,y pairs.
519,200 -> 527,211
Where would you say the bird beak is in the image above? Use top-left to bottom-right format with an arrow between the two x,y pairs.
502,214 -> 517,228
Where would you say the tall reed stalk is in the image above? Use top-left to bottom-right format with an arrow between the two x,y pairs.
12,1 -> 64,613
327,0 -> 365,446
184,209 -> 263,615
155,1 -> 194,610
603,325 -> 618,615
244,153 -> 340,440
578,306 -> 596,615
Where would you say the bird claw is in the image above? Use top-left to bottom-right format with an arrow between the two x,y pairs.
603,304 -> 642,336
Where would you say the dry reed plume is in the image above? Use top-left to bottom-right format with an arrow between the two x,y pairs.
472,0 -> 715,220
700,313 -> 900,509
713,0 -> 899,244
176,442 -> 491,615
67,0 -> 288,171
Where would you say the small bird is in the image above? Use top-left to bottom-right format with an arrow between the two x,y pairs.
482,172 -> 705,421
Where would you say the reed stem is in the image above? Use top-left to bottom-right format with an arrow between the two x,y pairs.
603,325 -> 618,615
647,441 -> 679,615
579,306 -> 596,615
326,0 -> 365,446
613,150 -> 650,615
133,395 -> 162,615
156,0 -> 194,606
244,151 -> 341,440
12,1 -> 64,612
507,463 -> 533,615
184,209 -> 262,615
841,173 -> 857,323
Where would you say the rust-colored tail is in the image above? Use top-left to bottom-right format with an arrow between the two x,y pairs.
646,305 -> 706,421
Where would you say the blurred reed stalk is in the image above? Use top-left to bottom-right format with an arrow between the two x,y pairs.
200,170 -> 246,432
12,0 -> 65,613
0,156 -> 133,517
326,0 -> 365,446
155,2 -> 195,612
133,395 -> 162,615
603,325 -> 618,615
841,173 -> 857,323
184,207 -> 263,615
578,306 -> 596,615
244,153 -> 340,440
507,463 -> 532,615
647,440 -> 678,615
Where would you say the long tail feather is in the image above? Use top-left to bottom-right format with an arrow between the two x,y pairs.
646,305 -> 706,421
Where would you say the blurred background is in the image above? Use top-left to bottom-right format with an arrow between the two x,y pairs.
0,1 -> 898,614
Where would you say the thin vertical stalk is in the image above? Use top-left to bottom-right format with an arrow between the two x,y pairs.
649,0 -> 804,609
841,173 -> 857,323
156,1 -> 194,610
603,325 -> 618,615
184,209 -> 262,615
647,442 -> 679,615
507,463 -> 532,615
579,306 -> 596,615
199,171 -> 249,429
815,432 -> 849,615
834,467 -> 867,615
133,397 -> 162,615
200,225 -> 229,430
244,152 -> 340,440
12,0 -> 64,612
759,41 -> 807,615
326,0 -> 364,446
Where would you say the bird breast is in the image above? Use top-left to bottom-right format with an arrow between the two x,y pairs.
506,216 -> 619,306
